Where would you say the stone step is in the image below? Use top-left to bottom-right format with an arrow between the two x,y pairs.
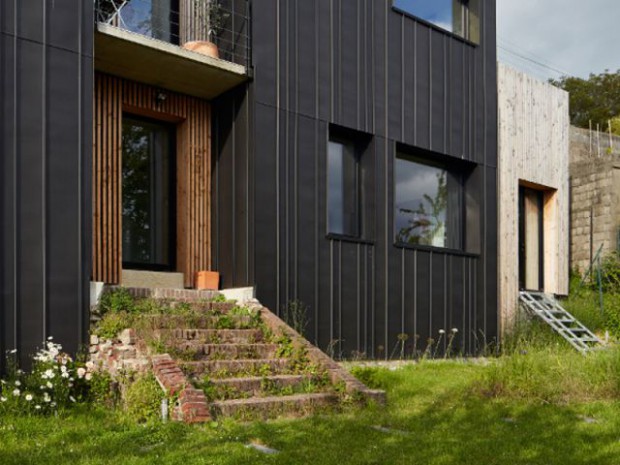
174,343 -> 279,360
210,392 -> 339,420
181,358 -> 292,378
163,328 -> 264,344
208,374 -> 318,397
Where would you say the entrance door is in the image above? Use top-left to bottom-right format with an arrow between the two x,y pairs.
122,116 -> 175,271
518,186 -> 544,291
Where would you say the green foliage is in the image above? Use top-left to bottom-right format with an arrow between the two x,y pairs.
123,373 -> 166,423
550,70 -> 620,134
99,288 -> 136,316
348,366 -> 385,390
474,344 -> 620,404
94,310 -> 132,339
0,340 -> 93,416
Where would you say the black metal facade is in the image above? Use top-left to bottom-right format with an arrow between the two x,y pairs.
0,1 -> 93,367
214,0 -> 498,357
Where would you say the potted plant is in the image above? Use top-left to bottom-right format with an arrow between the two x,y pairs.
183,0 -> 229,58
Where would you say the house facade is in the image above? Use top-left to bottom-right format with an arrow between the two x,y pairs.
1,0 -> 498,365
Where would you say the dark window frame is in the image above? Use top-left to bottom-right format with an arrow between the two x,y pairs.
393,147 -> 469,253
326,125 -> 374,243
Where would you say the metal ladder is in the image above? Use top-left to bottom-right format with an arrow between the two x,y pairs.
519,291 -> 603,354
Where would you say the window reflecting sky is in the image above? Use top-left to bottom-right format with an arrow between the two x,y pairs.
393,0 -> 454,32
394,158 -> 448,247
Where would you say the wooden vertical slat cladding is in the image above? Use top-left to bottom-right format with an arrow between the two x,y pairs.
93,73 -> 211,287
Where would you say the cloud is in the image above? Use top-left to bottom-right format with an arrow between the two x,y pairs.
497,0 -> 620,79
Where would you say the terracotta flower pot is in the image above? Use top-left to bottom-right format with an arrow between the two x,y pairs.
195,270 -> 220,290
183,41 -> 220,59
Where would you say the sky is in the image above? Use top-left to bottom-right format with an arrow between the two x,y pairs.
497,0 -> 620,81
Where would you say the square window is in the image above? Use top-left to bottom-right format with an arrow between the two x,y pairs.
328,138 -> 360,237
393,0 -> 480,43
394,154 -> 463,249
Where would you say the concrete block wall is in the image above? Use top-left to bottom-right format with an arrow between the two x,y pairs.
569,127 -> 620,272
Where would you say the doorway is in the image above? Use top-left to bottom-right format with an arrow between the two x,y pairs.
518,186 -> 544,291
121,115 -> 176,271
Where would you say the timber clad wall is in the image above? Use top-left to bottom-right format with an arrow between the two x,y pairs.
0,1 -> 93,366
498,64 -> 570,328
93,74 -> 212,287
215,0 -> 499,356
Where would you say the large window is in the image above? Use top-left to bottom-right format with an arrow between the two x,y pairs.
393,0 -> 480,43
328,138 -> 360,237
394,155 -> 463,249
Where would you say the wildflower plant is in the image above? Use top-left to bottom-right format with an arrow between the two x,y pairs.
0,338 -> 93,415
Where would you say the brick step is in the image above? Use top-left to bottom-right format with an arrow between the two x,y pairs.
170,301 -> 238,315
207,374 -> 322,398
181,358 -> 292,378
174,343 -> 279,360
162,328 -> 265,344
209,392 -> 339,420
141,314 -> 258,330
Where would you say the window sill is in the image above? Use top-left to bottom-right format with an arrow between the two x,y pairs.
391,6 -> 479,47
326,233 -> 375,246
393,242 -> 479,258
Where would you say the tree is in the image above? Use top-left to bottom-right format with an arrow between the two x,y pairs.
550,69 -> 620,135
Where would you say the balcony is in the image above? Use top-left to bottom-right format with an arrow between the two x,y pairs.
94,0 -> 251,100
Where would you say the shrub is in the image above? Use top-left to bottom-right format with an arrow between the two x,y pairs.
123,373 -> 166,423
0,339 -> 94,415
473,344 -> 620,404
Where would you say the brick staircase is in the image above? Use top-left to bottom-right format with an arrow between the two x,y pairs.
113,288 -> 384,423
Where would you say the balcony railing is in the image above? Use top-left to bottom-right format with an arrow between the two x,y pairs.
95,0 -> 251,69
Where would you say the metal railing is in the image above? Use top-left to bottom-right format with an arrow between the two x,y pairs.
95,0 -> 251,69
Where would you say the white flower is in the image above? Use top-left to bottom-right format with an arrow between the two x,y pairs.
85,361 -> 95,370
77,368 -> 86,379
60,365 -> 68,373
1,380 -> 6,385
44,369 -> 55,379
12,389 -> 20,396
61,372 -> 69,379
46,382 -> 53,389
69,396 -> 76,403
451,328 -> 459,333
43,393 -> 51,403
14,380 -> 21,387
25,394 -> 33,402
438,329 -> 446,334
0,397 -> 6,402
9,349 -> 17,354
50,402 -> 57,407
85,373 -> 92,381
47,336 -> 54,341
35,405 -> 41,410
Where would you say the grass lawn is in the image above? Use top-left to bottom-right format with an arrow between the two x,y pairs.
2,360 -> 620,465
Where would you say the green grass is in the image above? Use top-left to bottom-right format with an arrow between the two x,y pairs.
3,358 -> 620,465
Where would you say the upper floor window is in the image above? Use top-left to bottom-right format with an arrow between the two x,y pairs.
393,0 -> 480,43
117,0 -> 180,44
